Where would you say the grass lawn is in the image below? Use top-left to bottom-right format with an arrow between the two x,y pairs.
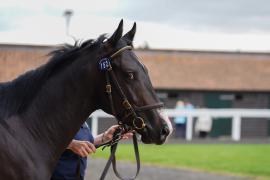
92,144 -> 270,179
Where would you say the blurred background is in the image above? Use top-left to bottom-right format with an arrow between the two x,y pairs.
1,0 -> 270,180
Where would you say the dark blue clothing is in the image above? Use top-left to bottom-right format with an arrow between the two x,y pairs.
51,123 -> 94,180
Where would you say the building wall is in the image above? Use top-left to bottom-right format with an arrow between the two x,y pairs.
232,93 -> 270,138
0,45 -> 51,82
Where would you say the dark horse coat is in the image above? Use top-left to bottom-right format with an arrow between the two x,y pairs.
0,20 -> 172,180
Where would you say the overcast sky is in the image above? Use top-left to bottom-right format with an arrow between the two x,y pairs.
1,0 -> 270,51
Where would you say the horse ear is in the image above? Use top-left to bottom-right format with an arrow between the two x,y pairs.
123,22 -> 136,42
107,19 -> 123,46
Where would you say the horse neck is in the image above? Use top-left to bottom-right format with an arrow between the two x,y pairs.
22,54 -> 101,167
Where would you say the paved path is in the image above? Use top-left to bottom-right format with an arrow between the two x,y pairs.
85,158 -> 252,180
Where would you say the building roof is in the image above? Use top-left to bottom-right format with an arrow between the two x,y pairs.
1,44 -> 270,92
137,49 -> 270,92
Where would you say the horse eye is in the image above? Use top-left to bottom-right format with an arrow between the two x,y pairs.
128,72 -> 134,80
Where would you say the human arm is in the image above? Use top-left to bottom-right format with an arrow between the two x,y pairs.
67,140 -> 96,157
94,125 -> 133,145
67,125 -> 133,157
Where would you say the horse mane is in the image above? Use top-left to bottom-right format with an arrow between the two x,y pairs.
49,34 -> 107,67
0,35 -> 107,117
51,34 -> 107,55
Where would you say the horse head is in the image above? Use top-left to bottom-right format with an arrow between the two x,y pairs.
97,20 -> 173,145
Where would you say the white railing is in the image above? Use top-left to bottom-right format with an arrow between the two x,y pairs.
90,109 -> 270,141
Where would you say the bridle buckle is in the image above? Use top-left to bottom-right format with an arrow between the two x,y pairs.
106,85 -> 111,93
122,99 -> 132,109
133,117 -> 146,130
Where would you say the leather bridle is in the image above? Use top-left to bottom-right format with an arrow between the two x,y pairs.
97,46 -> 164,180
100,45 -> 164,130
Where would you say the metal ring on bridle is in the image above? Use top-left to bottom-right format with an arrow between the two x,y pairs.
133,117 -> 146,130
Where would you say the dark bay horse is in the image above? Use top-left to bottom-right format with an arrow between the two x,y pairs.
0,20 -> 172,180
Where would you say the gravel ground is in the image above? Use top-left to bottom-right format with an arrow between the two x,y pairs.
85,158 -> 252,180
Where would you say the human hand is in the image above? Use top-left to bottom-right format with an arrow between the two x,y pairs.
68,140 -> 96,157
102,125 -> 133,143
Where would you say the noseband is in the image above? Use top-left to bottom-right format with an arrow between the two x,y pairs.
98,46 -> 164,180
99,45 -> 164,130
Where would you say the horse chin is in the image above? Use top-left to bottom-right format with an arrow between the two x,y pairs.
141,134 -> 166,145
141,135 -> 152,144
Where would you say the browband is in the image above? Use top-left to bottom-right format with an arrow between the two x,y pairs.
110,46 -> 132,58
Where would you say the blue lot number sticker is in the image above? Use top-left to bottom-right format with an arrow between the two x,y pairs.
99,58 -> 111,71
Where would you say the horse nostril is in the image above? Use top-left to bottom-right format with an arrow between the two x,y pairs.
161,126 -> 170,136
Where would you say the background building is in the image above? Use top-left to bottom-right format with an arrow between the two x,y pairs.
1,44 -> 270,139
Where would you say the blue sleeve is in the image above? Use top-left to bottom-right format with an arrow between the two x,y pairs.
74,123 -> 94,143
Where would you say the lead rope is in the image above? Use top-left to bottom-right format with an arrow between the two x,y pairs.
99,129 -> 140,180
111,134 -> 140,180
100,133 -> 141,180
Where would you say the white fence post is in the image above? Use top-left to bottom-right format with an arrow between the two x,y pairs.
232,115 -> 241,141
186,116 -> 193,141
